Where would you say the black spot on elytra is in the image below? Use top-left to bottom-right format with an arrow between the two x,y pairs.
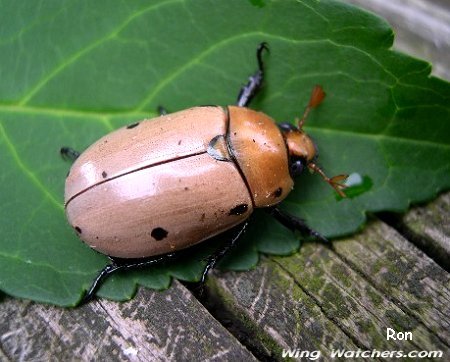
126,122 -> 140,129
74,226 -> 82,234
178,140 -> 182,145
102,171 -> 107,178
151,227 -> 168,241
273,187 -> 283,198
228,203 -> 248,216
184,187 -> 189,191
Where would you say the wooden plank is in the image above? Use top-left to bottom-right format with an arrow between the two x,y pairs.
333,220 -> 450,345
206,220 -> 450,359
0,281 -> 256,362
399,192 -> 450,271
206,258 -> 364,360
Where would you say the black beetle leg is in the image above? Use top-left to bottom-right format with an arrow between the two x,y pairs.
60,147 -> 80,162
80,262 -> 122,304
236,42 -> 269,107
199,221 -> 248,285
157,105 -> 168,116
80,252 -> 177,305
267,206 -> 328,243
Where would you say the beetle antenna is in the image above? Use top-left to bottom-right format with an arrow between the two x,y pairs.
298,85 -> 326,129
308,162 -> 348,197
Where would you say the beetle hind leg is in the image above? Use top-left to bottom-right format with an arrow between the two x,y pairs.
60,147 -> 80,162
80,262 -> 121,304
236,42 -> 269,107
267,206 -> 328,243
80,253 -> 177,305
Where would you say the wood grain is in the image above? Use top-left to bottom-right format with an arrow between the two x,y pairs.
400,192 -> 450,271
0,281 -> 256,361
206,219 -> 450,359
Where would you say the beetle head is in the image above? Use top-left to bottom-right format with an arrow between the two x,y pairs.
285,129 -> 317,164
281,85 -> 348,197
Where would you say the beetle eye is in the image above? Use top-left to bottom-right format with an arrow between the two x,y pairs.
290,159 -> 304,177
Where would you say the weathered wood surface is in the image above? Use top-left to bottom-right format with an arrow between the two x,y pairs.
207,210 -> 450,360
401,192 -> 450,271
1,1 -> 449,361
0,281 -> 256,361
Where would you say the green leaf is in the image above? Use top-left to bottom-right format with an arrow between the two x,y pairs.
0,0 -> 449,306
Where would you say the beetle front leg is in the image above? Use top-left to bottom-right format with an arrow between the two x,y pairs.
236,42 -> 269,107
60,147 -> 80,162
267,206 -> 328,243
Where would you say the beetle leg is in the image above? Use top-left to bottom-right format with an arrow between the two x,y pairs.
267,206 -> 328,243
60,147 -> 80,162
80,262 -> 122,304
236,42 -> 269,107
199,221 -> 248,285
157,105 -> 168,116
80,253 -> 177,304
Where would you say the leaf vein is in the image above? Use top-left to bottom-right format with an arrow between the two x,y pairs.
0,122 -> 63,210
18,0 -> 183,106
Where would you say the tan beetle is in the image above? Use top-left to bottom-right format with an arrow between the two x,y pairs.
61,43 -> 347,303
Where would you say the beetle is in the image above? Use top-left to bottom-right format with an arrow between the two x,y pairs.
61,43 -> 347,303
